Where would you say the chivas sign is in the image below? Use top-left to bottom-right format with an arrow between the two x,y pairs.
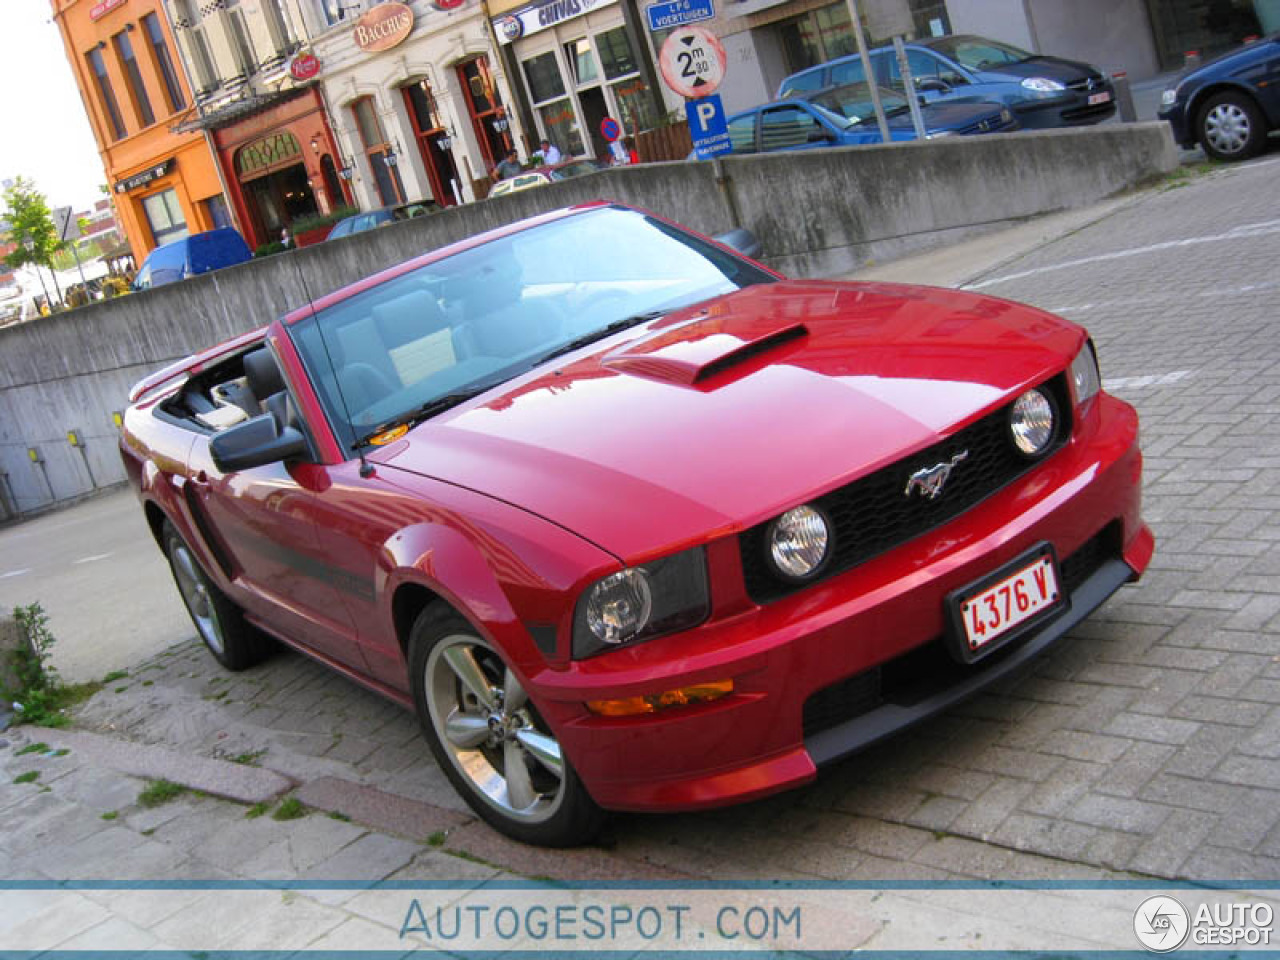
353,2 -> 414,52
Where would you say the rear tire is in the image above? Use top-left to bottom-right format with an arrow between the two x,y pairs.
408,605 -> 605,847
1198,91 -> 1267,162
163,521 -> 274,671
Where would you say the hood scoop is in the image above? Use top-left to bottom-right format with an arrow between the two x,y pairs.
602,320 -> 809,387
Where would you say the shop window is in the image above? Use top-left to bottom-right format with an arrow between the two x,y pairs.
610,75 -> 657,134
538,99 -> 585,157
141,13 -> 186,112
141,188 -> 188,246
320,0 -> 351,27
202,195 -> 232,230
320,154 -> 347,208
564,38 -> 598,85
113,30 -> 155,128
457,57 -> 511,171
403,80 -> 461,207
595,26 -> 637,81
777,2 -> 853,75
524,52 -> 566,103
351,96 -> 406,206
86,47 -> 127,141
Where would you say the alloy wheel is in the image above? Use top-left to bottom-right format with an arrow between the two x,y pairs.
1204,102 -> 1251,156
425,634 -> 565,823
170,541 -> 225,656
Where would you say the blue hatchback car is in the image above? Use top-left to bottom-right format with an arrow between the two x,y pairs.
1158,34 -> 1280,161
131,228 -> 253,291
779,34 -> 1115,129
721,83 -> 1016,155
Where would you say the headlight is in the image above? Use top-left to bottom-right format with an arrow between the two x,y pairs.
767,505 -> 831,581
1000,108 -> 1012,123
925,130 -> 956,139
1009,388 -> 1057,456
1069,340 -> 1101,407
573,547 -> 709,658
1021,77 -> 1065,93
1160,88 -> 1178,106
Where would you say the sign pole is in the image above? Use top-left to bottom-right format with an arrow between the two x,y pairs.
892,35 -> 928,140
846,0 -> 891,143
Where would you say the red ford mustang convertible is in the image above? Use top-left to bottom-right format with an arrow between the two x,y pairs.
120,203 -> 1152,845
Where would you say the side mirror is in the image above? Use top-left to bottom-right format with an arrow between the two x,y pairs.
210,411 -> 308,473
917,78 -> 951,93
713,227 -> 763,260
808,128 -> 836,143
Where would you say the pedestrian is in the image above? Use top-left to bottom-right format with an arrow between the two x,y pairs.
490,149 -> 522,181
608,139 -> 630,165
538,138 -> 562,165
625,136 -> 639,165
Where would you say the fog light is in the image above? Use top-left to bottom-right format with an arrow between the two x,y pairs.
767,505 -> 830,581
1010,388 -> 1056,456
586,679 -> 734,717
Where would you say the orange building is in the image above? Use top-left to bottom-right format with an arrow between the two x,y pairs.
51,0 -> 232,263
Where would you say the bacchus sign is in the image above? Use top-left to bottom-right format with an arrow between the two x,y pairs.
353,2 -> 414,52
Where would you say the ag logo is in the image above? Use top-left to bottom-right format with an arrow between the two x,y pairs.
1134,895 -> 1190,952
904,450 -> 968,500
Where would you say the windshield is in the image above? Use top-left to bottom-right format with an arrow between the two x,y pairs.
289,206 -> 776,450
926,36 -> 1033,70
810,83 -> 909,124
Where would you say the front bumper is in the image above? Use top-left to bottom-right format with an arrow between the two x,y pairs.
532,392 -> 1151,812
1011,88 -> 1117,127
1158,103 -> 1194,148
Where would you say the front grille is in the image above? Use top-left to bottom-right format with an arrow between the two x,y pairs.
1066,75 -> 1107,92
958,115 -> 1018,136
801,525 -> 1117,739
1060,102 -> 1116,123
742,375 -> 1072,604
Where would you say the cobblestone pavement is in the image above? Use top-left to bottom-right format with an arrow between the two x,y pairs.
5,154 -> 1280,890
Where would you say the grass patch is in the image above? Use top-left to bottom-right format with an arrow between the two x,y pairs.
426,830 -> 447,847
13,771 -> 39,784
328,811 -> 351,822
53,748 -> 69,757
271,796 -> 306,821
102,670 -> 129,684
101,810 -> 118,821
442,848 -> 494,867
138,779 -> 186,808
4,604 -> 104,727
16,742 -> 48,756
142,680 -> 154,687
245,802 -> 269,819
229,749 -> 265,766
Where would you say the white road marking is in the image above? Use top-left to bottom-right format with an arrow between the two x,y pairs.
0,569 -> 31,579
1045,279 -> 1280,316
1104,370 -> 1194,392
73,553 -> 114,565
966,218 -> 1280,289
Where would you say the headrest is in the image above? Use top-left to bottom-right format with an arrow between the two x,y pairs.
243,347 -> 285,400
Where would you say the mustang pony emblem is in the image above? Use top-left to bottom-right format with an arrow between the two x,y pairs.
904,450 -> 969,500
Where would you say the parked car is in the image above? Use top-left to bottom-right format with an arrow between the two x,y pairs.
780,34 -> 1115,128
326,199 -> 441,240
1158,34 -> 1280,161
488,159 -> 606,198
121,203 -> 1151,846
721,85 -> 1016,155
131,228 -> 253,291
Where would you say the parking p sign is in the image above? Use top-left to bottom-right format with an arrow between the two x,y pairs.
686,94 -> 731,159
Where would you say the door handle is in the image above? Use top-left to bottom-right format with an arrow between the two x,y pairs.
193,470 -> 210,485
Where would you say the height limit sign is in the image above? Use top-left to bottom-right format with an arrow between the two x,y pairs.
658,25 -> 726,99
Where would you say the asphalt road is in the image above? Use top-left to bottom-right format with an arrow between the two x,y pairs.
3,148 -> 1280,883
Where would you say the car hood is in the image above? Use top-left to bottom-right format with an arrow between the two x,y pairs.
906,99 -> 1007,131
976,55 -> 1102,83
374,280 -> 1083,563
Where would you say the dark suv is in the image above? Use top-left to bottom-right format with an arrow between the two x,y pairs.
1158,34 -> 1280,161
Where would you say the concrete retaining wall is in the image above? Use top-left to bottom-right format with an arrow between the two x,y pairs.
0,123 -> 1177,520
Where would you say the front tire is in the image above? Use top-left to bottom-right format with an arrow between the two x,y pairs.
1198,91 -> 1267,162
163,521 -> 274,671
408,606 -> 604,847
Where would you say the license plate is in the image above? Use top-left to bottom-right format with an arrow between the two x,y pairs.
1088,91 -> 1112,105
956,550 -> 1061,653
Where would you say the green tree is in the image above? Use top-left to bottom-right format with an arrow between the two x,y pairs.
2,178 -> 65,307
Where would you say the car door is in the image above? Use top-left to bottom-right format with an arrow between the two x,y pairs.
184,375 -> 368,671
759,105 -> 832,152
890,49 -> 977,103
727,112 -> 759,154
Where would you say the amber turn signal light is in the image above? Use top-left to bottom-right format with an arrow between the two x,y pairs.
586,679 -> 734,717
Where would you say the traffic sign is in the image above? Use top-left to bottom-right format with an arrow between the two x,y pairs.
658,26 -> 727,100
600,117 -> 622,142
646,0 -> 714,31
52,206 -> 77,243
685,94 -> 731,159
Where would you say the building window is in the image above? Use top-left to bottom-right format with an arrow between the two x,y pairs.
113,30 -> 155,128
141,13 -> 186,112
777,2 -> 854,75
403,80 -> 461,207
173,0 -> 217,90
596,26 -> 637,80
87,46 -> 127,140
141,188 -> 188,246
202,195 -> 232,229
564,38 -> 598,85
320,0 -> 351,27
351,96 -> 405,206
457,57 -> 512,171
224,1 -> 259,76
522,52 -> 583,158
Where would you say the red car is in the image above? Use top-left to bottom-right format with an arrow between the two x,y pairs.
120,203 -> 1152,846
